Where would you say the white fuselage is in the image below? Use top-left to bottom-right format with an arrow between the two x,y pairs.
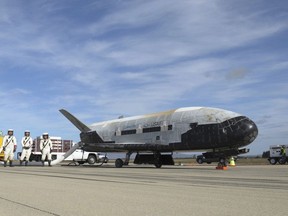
60,106 -> 258,153
90,107 -> 241,146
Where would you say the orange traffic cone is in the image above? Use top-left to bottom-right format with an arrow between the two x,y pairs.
216,162 -> 228,170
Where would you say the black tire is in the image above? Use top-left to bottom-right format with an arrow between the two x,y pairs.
269,158 -> 277,165
219,158 -> 228,166
115,158 -> 124,168
87,154 -> 97,165
78,161 -> 85,165
196,158 -> 203,164
278,157 -> 286,165
155,162 -> 162,168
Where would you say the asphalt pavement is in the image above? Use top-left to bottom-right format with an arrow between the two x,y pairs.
0,163 -> 287,216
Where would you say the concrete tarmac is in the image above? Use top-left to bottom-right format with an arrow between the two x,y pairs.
0,163 -> 287,216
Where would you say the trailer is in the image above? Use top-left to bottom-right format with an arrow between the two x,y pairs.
268,145 -> 288,165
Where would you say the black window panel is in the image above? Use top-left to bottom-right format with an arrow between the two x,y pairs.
168,125 -> 173,130
189,123 -> 198,129
143,126 -> 161,133
121,129 -> 137,135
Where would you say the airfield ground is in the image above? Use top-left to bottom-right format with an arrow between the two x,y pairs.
174,157 -> 270,165
0,162 -> 287,216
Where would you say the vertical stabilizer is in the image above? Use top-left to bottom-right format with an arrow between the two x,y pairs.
59,109 -> 104,143
59,109 -> 91,132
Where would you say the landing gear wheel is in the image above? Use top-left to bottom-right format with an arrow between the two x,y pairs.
155,161 -> 162,168
153,151 -> 162,168
269,158 -> 277,165
219,158 -> 228,167
115,158 -> 124,168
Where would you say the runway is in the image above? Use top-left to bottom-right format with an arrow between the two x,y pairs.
0,164 -> 287,216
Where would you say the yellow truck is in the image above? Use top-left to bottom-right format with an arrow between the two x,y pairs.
0,135 -> 4,161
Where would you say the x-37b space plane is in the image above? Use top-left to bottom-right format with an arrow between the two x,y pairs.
60,107 -> 258,168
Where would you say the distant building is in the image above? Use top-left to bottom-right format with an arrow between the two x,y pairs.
32,136 -> 73,153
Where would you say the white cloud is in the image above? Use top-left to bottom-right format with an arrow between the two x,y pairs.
77,0 -> 288,67
0,0 -> 287,154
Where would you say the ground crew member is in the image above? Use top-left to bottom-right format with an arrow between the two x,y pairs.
0,129 -> 17,167
20,130 -> 33,166
280,145 -> 286,157
40,132 -> 53,166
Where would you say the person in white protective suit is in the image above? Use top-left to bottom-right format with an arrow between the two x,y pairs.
20,130 -> 33,166
0,129 -> 17,167
40,132 -> 53,166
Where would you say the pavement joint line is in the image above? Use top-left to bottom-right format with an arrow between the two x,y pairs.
1,169 -> 287,191
0,196 -> 61,216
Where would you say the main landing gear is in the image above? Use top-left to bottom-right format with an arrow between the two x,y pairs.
214,157 -> 229,170
115,151 -> 174,168
134,151 -> 173,168
153,152 -> 162,168
115,151 -> 132,168
218,157 -> 228,167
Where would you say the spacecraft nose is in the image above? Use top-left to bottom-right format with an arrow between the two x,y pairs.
237,117 -> 258,145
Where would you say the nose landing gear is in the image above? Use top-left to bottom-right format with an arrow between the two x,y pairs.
216,157 -> 229,170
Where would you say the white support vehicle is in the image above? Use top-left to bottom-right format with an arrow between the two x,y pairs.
64,148 -> 109,165
268,145 -> 288,165
20,149 -> 109,165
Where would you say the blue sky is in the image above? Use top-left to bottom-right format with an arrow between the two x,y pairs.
0,0 -> 287,155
